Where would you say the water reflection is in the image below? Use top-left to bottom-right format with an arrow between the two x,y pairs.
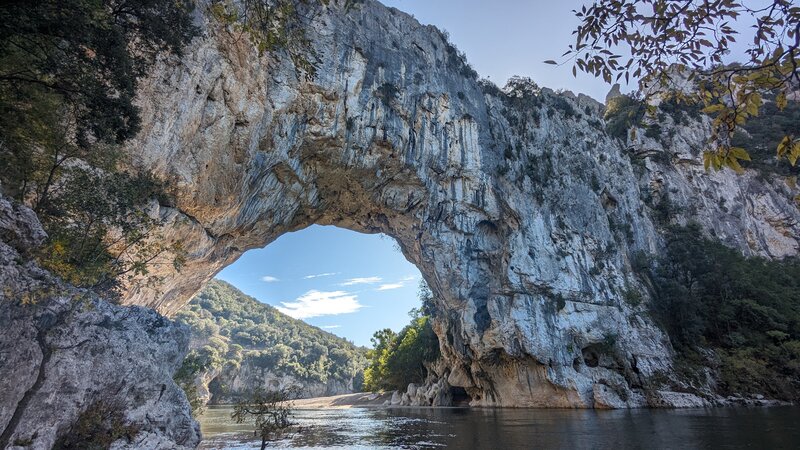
198,405 -> 800,449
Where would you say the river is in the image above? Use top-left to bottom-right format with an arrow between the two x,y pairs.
197,405 -> 800,449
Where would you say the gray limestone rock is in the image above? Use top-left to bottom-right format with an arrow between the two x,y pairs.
0,198 -> 200,450
116,0 -> 799,408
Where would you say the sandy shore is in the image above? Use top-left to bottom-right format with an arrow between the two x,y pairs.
292,392 -> 393,409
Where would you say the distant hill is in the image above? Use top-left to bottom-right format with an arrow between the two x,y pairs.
175,280 -> 367,406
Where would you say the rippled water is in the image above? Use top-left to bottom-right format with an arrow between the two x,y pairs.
198,405 -> 800,449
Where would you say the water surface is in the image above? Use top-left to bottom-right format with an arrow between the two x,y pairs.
198,405 -> 800,449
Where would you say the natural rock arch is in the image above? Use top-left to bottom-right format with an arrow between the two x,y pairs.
120,0 -> 800,408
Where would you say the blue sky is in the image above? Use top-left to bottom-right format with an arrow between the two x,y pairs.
381,0 -> 632,102
216,226 -> 422,347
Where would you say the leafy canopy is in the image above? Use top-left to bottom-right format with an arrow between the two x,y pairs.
363,307 -> 441,392
0,0 -> 196,295
175,280 -> 367,401
551,1 -> 800,176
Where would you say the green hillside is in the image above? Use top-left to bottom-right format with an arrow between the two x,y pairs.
175,280 -> 367,403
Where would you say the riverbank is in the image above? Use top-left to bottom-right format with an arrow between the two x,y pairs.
292,392 -> 393,408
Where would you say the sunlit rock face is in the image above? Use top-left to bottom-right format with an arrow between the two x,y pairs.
0,198 -> 200,449
124,0 -> 800,407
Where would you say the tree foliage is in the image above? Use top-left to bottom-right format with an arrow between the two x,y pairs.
175,280 -> 367,398
363,308 -> 441,392
643,224 -> 800,399
554,1 -> 800,175
0,0 -> 196,295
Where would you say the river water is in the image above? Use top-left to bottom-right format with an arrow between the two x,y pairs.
198,405 -> 800,449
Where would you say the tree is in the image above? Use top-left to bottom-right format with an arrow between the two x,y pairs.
551,1 -> 800,174
0,0 -> 196,295
232,387 -> 298,450
362,310 -> 441,392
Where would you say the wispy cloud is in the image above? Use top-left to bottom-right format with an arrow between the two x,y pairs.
277,290 -> 363,319
401,275 -> 417,282
321,325 -> 341,329
303,272 -> 339,280
340,276 -> 382,286
377,283 -> 404,291
261,275 -> 280,282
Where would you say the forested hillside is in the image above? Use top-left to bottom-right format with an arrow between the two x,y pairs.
175,280 -> 367,408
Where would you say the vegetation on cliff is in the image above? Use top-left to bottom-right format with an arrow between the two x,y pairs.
175,280 -> 367,409
0,0 -> 197,295
642,224 -> 800,400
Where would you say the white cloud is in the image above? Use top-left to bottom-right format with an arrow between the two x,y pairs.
340,276 -> 382,286
277,290 -> 363,319
261,276 -> 280,282
401,275 -> 417,282
303,272 -> 339,280
377,283 -> 404,291
321,325 -> 341,329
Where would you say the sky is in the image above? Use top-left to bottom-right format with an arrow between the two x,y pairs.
381,0 -> 632,102
216,225 -> 423,347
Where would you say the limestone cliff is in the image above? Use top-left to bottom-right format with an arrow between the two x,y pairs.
116,0 -> 799,408
0,197 -> 201,449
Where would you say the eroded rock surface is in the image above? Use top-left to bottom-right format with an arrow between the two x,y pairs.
0,198 -> 200,450
119,0 -> 799,408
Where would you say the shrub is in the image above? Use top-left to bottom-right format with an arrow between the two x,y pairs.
604,94 -> 646,140
54,400 -> 139,450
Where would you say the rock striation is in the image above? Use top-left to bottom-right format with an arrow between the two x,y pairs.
115,0 -> 800,408
0,197 -> 200,450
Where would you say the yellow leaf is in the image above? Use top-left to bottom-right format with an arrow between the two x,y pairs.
702,104 -> 726,114
792,142 -> 800,167
703,152 -> 711,171
727,156 -> 744,173
778,136 -> 791,156
776,92 -> 788,110
729,147 -> 751,161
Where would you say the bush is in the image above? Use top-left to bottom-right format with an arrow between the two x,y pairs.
604,94 -> 646,140
54,400 -> 139,450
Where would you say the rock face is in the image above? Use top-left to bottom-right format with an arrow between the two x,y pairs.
207,364 -> 354,404
119,0 -> 799,408
0,198 -> 200,449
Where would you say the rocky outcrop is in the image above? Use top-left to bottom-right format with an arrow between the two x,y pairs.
115,0 -> 799,408
206,364 -> 354,404
0,198 -> 200,449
